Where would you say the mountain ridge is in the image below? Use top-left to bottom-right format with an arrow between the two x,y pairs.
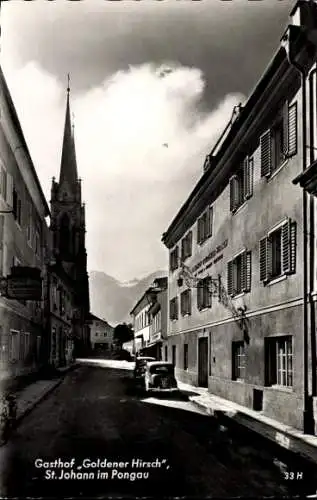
88,269 -> 167,326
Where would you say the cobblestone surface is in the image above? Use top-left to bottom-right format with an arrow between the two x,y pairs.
0,365 -> 316,498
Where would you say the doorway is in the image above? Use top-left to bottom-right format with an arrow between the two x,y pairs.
198,337 -> 208,387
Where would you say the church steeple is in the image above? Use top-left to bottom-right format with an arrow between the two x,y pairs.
59,75 -> 78,192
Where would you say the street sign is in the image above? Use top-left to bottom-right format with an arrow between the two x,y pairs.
6,268 -> 43,301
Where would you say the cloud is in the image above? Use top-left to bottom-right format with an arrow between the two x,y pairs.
3,61 -> 244,281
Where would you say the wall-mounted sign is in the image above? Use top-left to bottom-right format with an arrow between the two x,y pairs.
191,239 -> 228,274
6,267 -> 43,301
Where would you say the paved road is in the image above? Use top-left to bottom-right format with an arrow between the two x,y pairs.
0,364 -> 316,498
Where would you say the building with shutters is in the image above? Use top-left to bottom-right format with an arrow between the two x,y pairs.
162,1 -> 317,432
0,66 -> 50,379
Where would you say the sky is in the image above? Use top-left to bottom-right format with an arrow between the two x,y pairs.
0,0 -> 293,282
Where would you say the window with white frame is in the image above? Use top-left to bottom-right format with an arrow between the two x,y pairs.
259,218 -> 296,284
197,206 -> 213,245
230,157 -> 254,212
197,277 -> 212,310
265,335 -> 293,388
227,250 -> 252,296
180,289 -> 191,316
9,330 -> 20,362
169,297 -> 178,320
232,341 -> 246,380
260,101 -> 297,178
181,231 -> 192,261
170,246 -> 179,271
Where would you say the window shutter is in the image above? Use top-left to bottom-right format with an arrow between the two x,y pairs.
241,251 -> 247,291
259,237 -> 267,281
197,281 -> 202,310
260,130 -> 272,177
287,102 -> 297,157
6,173 -> 13,208
175,246 -> 179,269
207,277 -> 212,308
175,297 -> 178,319
266,236 -> 273,280
282,219 -> 291,274
181,239 -> 185,262
188,289 -> 192,315
244,157 -> 254,200
245,251 -> 252,292
229,175 -> 239,212
290,221 -> 296,274
197,218 -> 201,245
188,231 -> 192,257
208,206 -> 213,237
282,101 -> 289,157
227,260 -> 233,296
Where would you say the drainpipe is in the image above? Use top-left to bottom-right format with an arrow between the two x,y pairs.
308,67 -> 317,399
288,56 -> 314,434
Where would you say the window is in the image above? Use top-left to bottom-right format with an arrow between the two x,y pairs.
26,203 -> 32,245
260,219 -> 296,284
169,297 -> 178,320
197,277 -> 212,310
9,330 -> 20,362
36,336 -> 41,361
172,345 -> 176,366
227,251 -> 252,296
180,289 -> 191,316
230,157 -> 254,212
0,165 -> 7,201
12,188 -> 22,226
265,336 -> 293,388
35,230 -> 41,258
260,101 -> 297,178
165,345 -> 168,361
170,247 -> 179,272
197,206 -> 213,245
24,332 -> 30,361
181,231 -> 192,261
184,343 -> 188,370
232,341 -> 246,380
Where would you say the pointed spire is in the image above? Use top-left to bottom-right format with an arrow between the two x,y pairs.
59,74 -> 78,191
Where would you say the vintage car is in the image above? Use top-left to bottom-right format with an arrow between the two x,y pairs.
133,357 -> 156,384
144,361 -> 178,393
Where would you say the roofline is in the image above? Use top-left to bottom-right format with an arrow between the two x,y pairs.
0,66 -> 50,216
162,44 -> 288,246
130,287 -> 153,315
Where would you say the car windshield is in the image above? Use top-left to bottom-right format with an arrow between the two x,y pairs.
149,364 -> 174,375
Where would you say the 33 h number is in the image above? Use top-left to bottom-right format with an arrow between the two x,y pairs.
284,472 -> 304,480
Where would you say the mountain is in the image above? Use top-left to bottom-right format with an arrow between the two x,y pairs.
88,270 -> 167,326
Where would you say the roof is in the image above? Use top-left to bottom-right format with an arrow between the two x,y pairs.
162,45 -> 289,247
88,312 -> 113,327
59,90 -> 79,192
0,66 -> 50,217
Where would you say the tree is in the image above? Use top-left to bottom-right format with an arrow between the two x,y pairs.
113,323 -> 134,348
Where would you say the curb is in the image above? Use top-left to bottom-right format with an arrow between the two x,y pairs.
189,397 -> 317,465
0,364 -> 80,443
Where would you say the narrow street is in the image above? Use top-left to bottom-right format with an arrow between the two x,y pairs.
0,364 -> 316,498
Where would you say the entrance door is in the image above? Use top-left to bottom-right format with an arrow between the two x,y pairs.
198,337 -> 208,387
